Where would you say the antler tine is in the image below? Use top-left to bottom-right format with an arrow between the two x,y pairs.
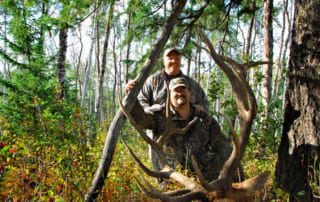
118,98 -> 168,167
173,192 -> 209,202
121,138 -> 172,179
135,176 -> 173,201
165,189 -> 192,196
135,176 -> 208,202
157,117 -> 199,146
191,154 -> 232,192
161,87 -> 174,137
218,118 -> 240,179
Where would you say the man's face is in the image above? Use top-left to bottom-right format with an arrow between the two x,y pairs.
170,86 -> 191,108
163,51 -> 181,76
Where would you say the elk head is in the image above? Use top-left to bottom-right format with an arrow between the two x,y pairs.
118,30 -> 271,201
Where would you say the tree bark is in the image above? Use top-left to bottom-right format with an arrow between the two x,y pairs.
184,27 -> 192,77
112,29 -> 117,117
125,10 -> 132,83
84,1 -> 187,201
245,12 -> 255,63
277,0 -> 292,100
276,0 -> 320,200
81,15 -> 96,108
273,0 -> 291,100
196,36 -> 201,83
118,38 -> 123,100
262,0 -> 273,119
95,0 -> 115,122
75,25 -> 83,99
57,26 -> 68,99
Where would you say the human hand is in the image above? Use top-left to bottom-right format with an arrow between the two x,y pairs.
144,104 -> 164,114
194,104 -> 205,112
125,80 -> 136,94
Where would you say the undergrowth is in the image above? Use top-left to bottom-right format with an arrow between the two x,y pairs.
0,116 -> 285,201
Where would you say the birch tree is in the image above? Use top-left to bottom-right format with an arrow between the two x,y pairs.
262,0 -> 274,120
95,0 -> 115,122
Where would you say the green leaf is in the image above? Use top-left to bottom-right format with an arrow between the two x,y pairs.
48,190 -> 54,197
55,197 -> 65,202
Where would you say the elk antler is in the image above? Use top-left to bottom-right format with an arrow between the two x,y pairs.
119,98 -> 168,167
119,98 -> 210,201
120,32 -> 271,199
198,28 -> 271,197
198,28 -> 259,180
120,100 -> 269,201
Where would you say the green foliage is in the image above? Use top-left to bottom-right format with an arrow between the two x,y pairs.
201,0 -> 228,30
207,67 -> 238,119
308,153 -> 320,198
125,0 -> 164,44
0,118 -> 95,201
0,1 -> 98,200
221,97 -> 238,117
208,68 -> 224,103
243,131 -> 281,200
0,0 -> 292,200
0,119 -> 155,201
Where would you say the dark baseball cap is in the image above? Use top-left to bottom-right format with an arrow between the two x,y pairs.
169,77 -> 189,91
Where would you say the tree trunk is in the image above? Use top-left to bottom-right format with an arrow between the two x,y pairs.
81,14 -> 96,108
262,0 -> 273,119
194,35 -> 201,82
273,0 -> 291,100
95,0 -> 115,122
277,0 -> 292,99
57,26 -> 68,100
276,0 -> 320,200
125,10 -> 132,83
197,52 -> 201,82
85,1 -> 187,201
245,12 -> 255,63
184,27 -> 192,77
118,38 -> 123,100
75,25 -> 83,99
112,29 -> 117,117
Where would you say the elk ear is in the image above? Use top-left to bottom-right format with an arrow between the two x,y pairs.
238,171 -> 270,192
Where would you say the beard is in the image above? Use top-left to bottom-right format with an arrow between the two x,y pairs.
175,96 -> 187,107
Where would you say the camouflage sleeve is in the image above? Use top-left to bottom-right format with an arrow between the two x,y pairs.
190,113 -> 232,181
129,100 -> 155,129
137,75 -> 153,110
188,78 -> 210,111
209,117 -> 232,159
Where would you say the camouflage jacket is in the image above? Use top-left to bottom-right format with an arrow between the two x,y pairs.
137,70 -> 210,111
131,102 -> 232,181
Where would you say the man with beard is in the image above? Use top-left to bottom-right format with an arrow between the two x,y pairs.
129,77 -> 231,181
126,47 -> 209,172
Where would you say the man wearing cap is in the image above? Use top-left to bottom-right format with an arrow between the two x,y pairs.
125,47 -> 209,113
128,77 -> 231,181
125,47 -> 210,172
